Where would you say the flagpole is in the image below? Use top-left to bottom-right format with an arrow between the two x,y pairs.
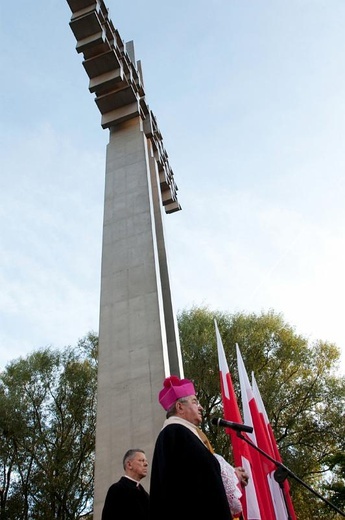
236,431 -> 345,518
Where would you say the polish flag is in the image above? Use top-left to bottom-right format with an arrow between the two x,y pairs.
234,344 -> 277,519
215,320 -> 261,520
252,372 -> 297,520
237,343 -> 296,519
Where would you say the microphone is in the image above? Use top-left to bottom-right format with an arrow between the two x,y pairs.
211,417 -> 253,433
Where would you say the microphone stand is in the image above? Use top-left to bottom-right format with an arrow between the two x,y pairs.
236,431 -> 345,518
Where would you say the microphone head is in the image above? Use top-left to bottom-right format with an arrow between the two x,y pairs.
211,417 -> 220,426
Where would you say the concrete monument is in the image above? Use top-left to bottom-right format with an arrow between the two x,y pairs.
66,0 -> 184,517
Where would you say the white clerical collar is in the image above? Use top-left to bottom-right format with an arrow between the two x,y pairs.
162,415 -> 200,439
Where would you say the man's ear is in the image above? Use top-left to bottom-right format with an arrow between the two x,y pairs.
175,401 -> 183,412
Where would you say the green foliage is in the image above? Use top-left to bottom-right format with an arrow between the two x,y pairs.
178,305 -> 345,519
324,450 -> 345,511
0,332 -> 98,520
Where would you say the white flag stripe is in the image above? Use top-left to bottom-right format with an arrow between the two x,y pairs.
214,319 -> 230,399
252,372 -> 269,424
242,456 -> 261,520
236,343 -> 257,444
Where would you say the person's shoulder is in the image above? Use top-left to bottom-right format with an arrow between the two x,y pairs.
158,422 -> 198,443
107,481 -> 119,490
105,477 -> 137,499
107,477 -> 126,490
164,422 -> 185,429
161,422 -> 191,433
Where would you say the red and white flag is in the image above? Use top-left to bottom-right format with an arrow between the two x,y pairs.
215,320 -> 261,519
214,320 -> 297,519
235,343 -> 277,519
251,372 -> 297,520
237,343 -> 296,520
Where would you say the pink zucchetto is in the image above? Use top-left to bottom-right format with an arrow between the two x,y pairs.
158,375 -> 196,411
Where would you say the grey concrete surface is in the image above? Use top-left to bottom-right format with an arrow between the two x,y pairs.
66,2 -> 184,517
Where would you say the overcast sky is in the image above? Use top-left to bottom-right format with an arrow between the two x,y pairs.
1,0 -> 344,374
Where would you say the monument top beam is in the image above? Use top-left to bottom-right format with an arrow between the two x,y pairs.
66,0 -> 181,214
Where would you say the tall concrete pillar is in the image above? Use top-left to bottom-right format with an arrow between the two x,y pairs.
66,1 -> 183,518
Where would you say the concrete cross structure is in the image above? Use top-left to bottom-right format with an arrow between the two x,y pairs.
66,1 -> 184,517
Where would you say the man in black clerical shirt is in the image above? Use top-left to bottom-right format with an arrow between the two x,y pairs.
101,448 -> 149,520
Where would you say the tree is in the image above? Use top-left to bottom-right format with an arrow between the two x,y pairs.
0,332 -> 98,520
177,306 -> 345,519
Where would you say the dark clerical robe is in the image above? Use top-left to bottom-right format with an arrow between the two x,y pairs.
102,476 -> 149,520
149,422 -> 231,520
